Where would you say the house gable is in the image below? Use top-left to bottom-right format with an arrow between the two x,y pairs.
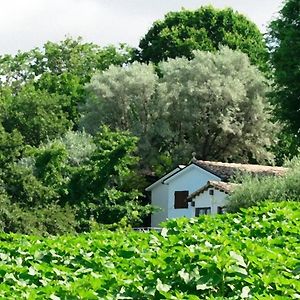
192,187 -> 229,215
149,163 -> 222,227
148,159 -> 288,227
163,163 -> 221,185
187,181 -> 240,201
145,165 -> 185,191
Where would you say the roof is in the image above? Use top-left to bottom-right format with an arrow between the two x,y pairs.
145,165 -> 186,191
145,160 -> 288,192
187,181 -> 240,200
194,160 -> 288,181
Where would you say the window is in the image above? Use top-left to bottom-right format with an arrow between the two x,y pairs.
209,189 -> 214,195
174,191 -> 189,209
217,206 -> 226,214
195,207 -> 211,216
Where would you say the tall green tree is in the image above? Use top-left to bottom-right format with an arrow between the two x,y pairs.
1,85 -> 72,146
0,37 -> 133,124
0,125 -> 23,170
268,0 -> 300,155
137,6 -> 268,71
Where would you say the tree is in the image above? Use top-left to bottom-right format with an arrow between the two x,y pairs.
81,47 -> 277,171
137,6 -> 268,71
0,125 -> 24,170
267,0 -> 300,150
0,37 -> 133,124
80,62 -> 168,168
159,47 -> 277,163
3,128 -> 152,230
1,85 -> 72,146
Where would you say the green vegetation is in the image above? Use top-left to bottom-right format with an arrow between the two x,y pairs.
268,0 -> 300,158
1,85 -> 72,146
137,6 -> 268,71
228,156 -> 300,212
0,38 -> 133,126
0,1 -> 298,233
0,202 -> 298,299
82,47 -> 277,172
0,128 -> 152,234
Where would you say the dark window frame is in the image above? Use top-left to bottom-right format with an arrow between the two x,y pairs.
217,206 -> 226,214
174,191 -> 189,209
195,207 -> 211,216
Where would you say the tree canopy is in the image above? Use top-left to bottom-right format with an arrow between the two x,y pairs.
1,85 -> 72,146
268,0 -> 300,140
0,128 -> 151,232
0,38 -> 151,233
0,37 -> 133,125
81,47 -> 277,172
137,6 -> 268,71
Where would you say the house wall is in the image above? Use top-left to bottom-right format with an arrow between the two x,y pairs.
193,188 -> 229,215
166,165 -> 220,222
151,182 -> 169,227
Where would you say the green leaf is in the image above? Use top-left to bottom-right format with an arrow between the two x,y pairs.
156,278 -> 171,293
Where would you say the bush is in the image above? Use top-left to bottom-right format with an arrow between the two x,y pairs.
227,156 -> 300,212
0,194 -> 77,235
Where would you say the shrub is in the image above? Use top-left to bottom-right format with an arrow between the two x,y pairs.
0,194 -> 77,236
227,156 -> 300,212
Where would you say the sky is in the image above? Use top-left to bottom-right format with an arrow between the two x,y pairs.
0,0 -> 283,55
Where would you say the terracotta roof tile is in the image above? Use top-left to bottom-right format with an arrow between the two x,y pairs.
194,160 -> 288,181
187,181 -> 240,200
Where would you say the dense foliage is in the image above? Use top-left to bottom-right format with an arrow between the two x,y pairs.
0,38 -> 132,126
0,128 -> 152,234
267,0 -> 300,161
137,6 -> 268,71
0,202 -> 298,299
0,194 -> 77,236
268,0 -> 300,134
0,1 -> 298,234
81,47 -> 277,171
1,85 -> 72,146
0,39 -> 151,233
228,156 -> 300,212
80,62 -> 163,170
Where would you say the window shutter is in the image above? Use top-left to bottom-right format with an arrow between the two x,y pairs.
174,191 -> 189,209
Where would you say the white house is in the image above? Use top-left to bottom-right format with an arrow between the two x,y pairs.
187,181 -> 240,216
146,160 -> 287,227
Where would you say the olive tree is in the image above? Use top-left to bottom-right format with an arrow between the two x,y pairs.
159,47 -> 277,163
80,63 -> 168,168
81,47 -> 278,171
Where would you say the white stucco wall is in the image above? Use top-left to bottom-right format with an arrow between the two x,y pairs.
150,164 -> 223,226
166,165 -> 220,221
151,182 -> 169,227
193,188 -> 229,215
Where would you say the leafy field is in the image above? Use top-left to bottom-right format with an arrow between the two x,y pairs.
0,202 -> 299,299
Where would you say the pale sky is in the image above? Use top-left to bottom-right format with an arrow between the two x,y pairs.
0,0 -> 283,55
